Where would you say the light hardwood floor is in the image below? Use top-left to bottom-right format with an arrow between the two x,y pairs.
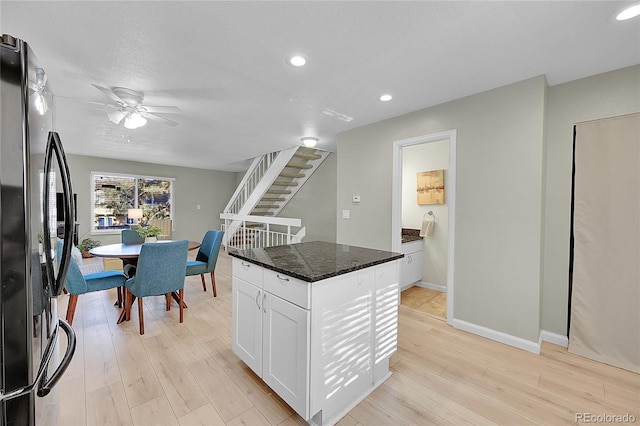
50,250 -> 639,425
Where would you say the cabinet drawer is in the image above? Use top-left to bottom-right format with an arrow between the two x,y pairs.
233,258 -> 263,286
263,269 -> 310,309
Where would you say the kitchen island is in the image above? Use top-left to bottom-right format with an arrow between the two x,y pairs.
229,241 -> 403,425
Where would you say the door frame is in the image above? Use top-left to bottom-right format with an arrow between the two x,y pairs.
391,130 -> 457,324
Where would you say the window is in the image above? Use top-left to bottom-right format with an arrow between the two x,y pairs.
91,172 -> 174,234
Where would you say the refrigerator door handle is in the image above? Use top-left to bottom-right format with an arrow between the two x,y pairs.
42,131 -> 74,296
37,319 -> 77,397
0,319 -> 61,402
0,319 -> 77,401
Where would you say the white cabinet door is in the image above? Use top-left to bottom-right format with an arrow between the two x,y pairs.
400,251 -> 422,287
373,261 -> 399,383
310,270 -> 373,420
262,293 -> 310,419
232,277 -> 263,375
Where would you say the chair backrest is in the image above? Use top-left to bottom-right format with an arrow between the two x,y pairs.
57,238 -> 88,294
128,240 -> 188,297
122,229 -> 144,244
148,219 -> 172,240
196,230 -> 224,271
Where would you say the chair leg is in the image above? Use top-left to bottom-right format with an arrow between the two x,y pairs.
179,289 -> 184,323
211,272 -> 217,297
124,289 -> 134,322
116,286 -> 123,308
200,274 -> 206,292
138,297 -> 144,335
166,294 -> 171,311
66,294 -> 78,325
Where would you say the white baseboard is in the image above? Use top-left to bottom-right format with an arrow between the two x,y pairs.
540,330 -> 569,348
415,281 -> 447,293
451,318 -> 541,354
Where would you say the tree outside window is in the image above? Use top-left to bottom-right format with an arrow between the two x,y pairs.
92,173 -> 174,233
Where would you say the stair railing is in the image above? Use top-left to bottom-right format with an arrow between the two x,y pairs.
223,151 -> 279,215
220,213 -> 304,250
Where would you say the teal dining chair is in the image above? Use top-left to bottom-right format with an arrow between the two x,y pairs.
121,229 -> 144,244
57,239 -> 128,325
186,230 -> 224,297
123,240 -> 189,335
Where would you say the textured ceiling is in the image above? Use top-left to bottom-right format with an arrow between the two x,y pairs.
2,1 -> 638,171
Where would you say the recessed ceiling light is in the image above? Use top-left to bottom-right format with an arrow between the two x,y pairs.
379,94 -> 393,102
301,136 -> 318,147
289,55 -> 307,67
616,2 -> 640,20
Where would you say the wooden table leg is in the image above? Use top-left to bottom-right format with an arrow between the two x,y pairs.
170,291 -> 188,309
117,294 -> 136,324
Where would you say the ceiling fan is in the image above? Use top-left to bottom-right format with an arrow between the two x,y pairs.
92,84 -> 180,129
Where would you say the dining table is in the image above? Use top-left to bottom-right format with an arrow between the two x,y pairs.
90,240 -> 201,324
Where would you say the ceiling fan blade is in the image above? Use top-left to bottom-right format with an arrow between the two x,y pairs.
92,84 -> 125,106
145,113 -> 178,126
55,94 -> 114,107
143,105 -> 181,114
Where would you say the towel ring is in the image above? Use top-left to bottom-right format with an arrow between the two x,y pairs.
423,211 -> 436,220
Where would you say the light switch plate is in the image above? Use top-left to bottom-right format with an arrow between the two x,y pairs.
342,209 -> 350,219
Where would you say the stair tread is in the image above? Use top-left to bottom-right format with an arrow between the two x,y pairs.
294,152 -> 322,160
279,172 -> 305,178
266,189 -> 292,194
254,205 -> 279,209
261,197 -> 286,202
271,181 -> 298,187
252,212 -> 274,216
285,162 -> 313,170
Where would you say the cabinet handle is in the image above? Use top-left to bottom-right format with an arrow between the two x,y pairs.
276,274 -> 290,283
255,290 -> 261,310
408,255 -> 412,264
263,293 -> 267,314
242,262 -> 251,268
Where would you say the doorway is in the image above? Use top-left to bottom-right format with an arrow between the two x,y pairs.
392,130 -> 457,325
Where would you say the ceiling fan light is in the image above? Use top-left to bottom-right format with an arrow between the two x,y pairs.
130,112 -> 147,128
107,110 -> 126,124
123,112 -> 147,129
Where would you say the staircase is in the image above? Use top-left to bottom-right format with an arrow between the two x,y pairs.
221,146 -> 330,249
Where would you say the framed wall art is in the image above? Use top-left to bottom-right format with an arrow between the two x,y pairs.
417,169 -> 444,205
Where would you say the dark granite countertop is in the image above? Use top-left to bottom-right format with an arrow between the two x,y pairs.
401,228 -> 423,244
228,241 -> 404,282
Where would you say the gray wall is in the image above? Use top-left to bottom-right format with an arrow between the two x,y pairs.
337,75 -> 547,343
31,153 -> 238,246
542,65 -> 640,335
336,65 -> 640,344
278,152 -> 337,243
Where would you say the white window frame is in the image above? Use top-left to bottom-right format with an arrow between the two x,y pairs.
90,171 -> 175,235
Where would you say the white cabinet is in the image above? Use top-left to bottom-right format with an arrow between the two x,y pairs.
231,259 -> 310,419
232,276 -> 262,374
373,261 -> 399,384
232,257 -> 400,425
400,240 -> 422,288
262,293 -> 309,416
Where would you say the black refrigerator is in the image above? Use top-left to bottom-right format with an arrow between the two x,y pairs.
1,34 -> 76,425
